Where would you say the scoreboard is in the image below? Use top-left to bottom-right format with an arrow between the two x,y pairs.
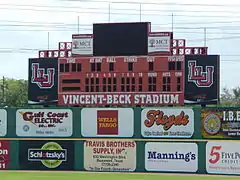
28,21 -> 219,107
58,55 -> 184,106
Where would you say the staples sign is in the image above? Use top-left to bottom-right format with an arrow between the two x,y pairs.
141,108 -> 194,138
16,109 -> 73,137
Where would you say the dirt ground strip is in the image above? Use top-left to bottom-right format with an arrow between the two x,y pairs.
0,171 -> 239,178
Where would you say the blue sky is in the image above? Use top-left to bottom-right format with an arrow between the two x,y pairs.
0,0 -> 240,91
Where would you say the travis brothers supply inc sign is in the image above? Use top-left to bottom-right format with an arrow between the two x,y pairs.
16,109 -> 73,137
201,108 -> 240,138
145,142 -> 198,172
84,140 -> 136,172
58,92 -> 184,106
141,108 -> 194,138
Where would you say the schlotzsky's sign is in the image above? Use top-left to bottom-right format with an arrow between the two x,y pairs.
141,108 -> 194,138
58,92 -> 184,106
84,140 -> 136,172
16,109 -> 73,137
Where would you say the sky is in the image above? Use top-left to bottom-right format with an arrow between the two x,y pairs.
0,0 -> 240,91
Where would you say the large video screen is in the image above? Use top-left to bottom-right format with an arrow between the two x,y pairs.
93,22 -> 149,56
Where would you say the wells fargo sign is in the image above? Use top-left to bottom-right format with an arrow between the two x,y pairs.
97,110 -> 118,135
58,92 -> 184,106
141,108 -> 194,138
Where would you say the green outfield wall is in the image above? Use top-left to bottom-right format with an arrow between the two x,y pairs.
0,107 -> 239,175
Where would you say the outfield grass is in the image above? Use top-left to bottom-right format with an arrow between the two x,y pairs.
0,172 -> 239,180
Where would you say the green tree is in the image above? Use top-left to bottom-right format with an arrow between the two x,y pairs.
0,77 -> 28,107
220,86 -> 240,106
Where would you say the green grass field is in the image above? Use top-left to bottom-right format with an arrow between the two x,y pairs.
0,171 -> 239,180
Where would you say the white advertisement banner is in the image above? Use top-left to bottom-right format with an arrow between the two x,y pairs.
16,109 -> 73,137
141,108 -> 194,138
145,142 -> 198,172
81,108 -> 134,137
84,140 -> 136,171
206,142 -> 240,175
72,36 -> 93,55
0,109 -> 7,136
148,36 -> 171,53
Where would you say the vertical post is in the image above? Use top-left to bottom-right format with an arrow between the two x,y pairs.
171,13 -> 174,33
47,32 -> 50,50
139,4 -> 142,22
204,28 -> 207,47
2,76 -> 5,105
108,4 -> 111,22
78,16 -> 80,34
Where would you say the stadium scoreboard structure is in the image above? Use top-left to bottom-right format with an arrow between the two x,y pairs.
29,22 -> 220,106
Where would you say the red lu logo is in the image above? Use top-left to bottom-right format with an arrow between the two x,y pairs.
31,63 -> 55,89
188,60 -> 214,87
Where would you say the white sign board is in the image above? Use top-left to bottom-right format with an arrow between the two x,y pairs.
0,109 -> 7,136
206,141 -> 240,175
84,140 -> 136,171
72,35 -> 93,55
145,142 -> 198,172
81,108 -> 134,137
141,108 -> 194,138
16,109 -> 73,137
148,35 -> 171,53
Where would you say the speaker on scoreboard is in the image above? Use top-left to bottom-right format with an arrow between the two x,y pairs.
93,22 -> 149,56
184,55 -> 220,104
28,58 -> 58,105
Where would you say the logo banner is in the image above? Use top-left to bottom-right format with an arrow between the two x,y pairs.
72,34 -> 93,55
28,58 -> 58,105
16,109 -> 73,137
84,140 -> 136,172
141,108 -> 194,138
145,142 -> 198,172
19,141 -> 74,170
201,108 -> 240,138
81,108 -> 134,137
0,141 -> 10,169
206,141 -> 240,174
184,55 -> 220,104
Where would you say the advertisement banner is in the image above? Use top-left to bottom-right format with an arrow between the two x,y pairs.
28,58 -> 58,105
19,141 -> 74,170
206,141 -> 240,174
84,140 -> 136,172
0,141 -> 10,169
148,32 -> 171,53
0,109 -> 7,137
58,92 -> 184,106
141,108 -> 194,138
81,108 -> 134,137
16,109 -> 73,137
201,108 -> 240,138
145,142 -> 198,172
72,34 -> 93,55
184,55 -> 220,104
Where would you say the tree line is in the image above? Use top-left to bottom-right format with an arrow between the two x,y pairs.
0,77 -> 238,107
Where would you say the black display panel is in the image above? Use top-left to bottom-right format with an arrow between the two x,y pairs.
184,55 -> 220,104
93,22 -> 149,56
19,141 -> 74,170
28,58 -> 58,105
